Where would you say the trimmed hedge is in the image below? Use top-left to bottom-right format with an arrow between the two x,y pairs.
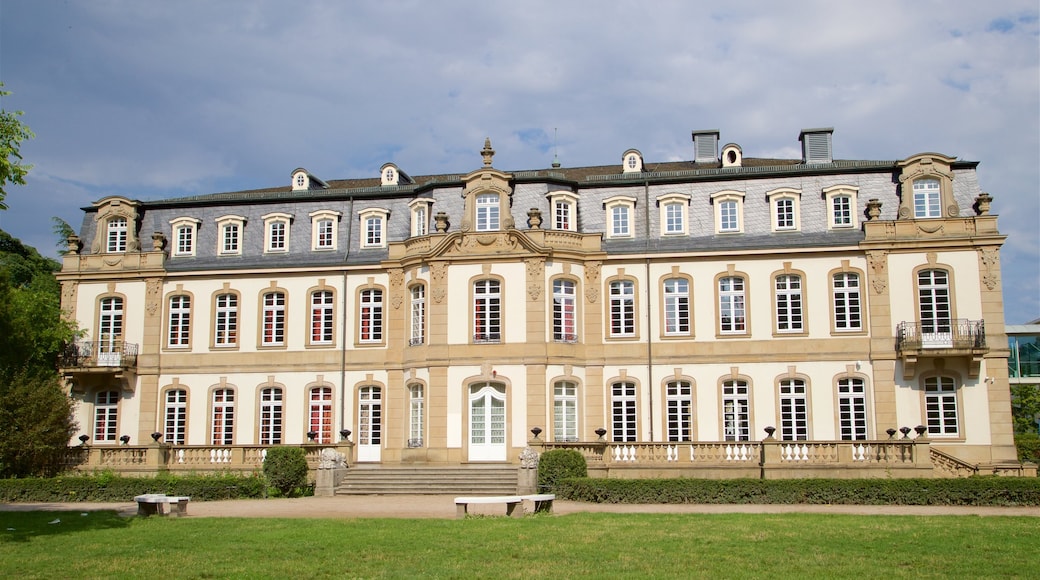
537,449 -> 588,492
0,472 -> 267,503
556,477 -> 1040,507
263,447 -> 310,497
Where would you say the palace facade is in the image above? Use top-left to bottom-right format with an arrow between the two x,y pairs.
56,128 -> 1023,475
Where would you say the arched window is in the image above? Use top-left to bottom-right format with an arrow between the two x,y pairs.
665,380 -> 692,442
164,389 -> 187,445
309,387 -> 333,444
259,387 -> 283,444
211,388 -> 235,445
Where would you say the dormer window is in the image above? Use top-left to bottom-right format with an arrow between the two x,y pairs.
475,193 -> 500,231
622,150 -> 643,173
711,190 -> 745,234
381,163 -> 402,186
409,198 -> 434,237
604,195 -> 637,238
548,191 -> 578,231
309,210 -> 341,251
823,185 -> 859,229
767,188 -> 802,232
106,217 -> 128,253
721,144 -> 742,168
913,179 -> 941,218
657,193 -> 691,236
359,208 -> 390,248
896,153 -> 958,220
169,217 -> 201,257
291,170 -> 309,191
215,215 -> 246,255
262,212 -> 293,253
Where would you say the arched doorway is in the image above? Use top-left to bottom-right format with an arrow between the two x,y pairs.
468,382 -> 506,461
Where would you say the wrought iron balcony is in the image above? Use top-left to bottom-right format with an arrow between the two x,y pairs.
895,319 -> 987,379
59,340 -> 139,370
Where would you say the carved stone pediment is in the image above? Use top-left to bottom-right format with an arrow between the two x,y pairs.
423,229 -> 553,260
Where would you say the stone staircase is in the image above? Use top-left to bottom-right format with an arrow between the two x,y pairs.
335,465 -> 519,495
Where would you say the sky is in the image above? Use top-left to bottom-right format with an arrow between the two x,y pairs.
0,1 -> 1037,323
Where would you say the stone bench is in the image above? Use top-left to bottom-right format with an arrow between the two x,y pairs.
454,494 -> 555,518
134,494 -> 191,517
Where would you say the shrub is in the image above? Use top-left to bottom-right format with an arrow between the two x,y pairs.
263,447 -> 309,497
537,449 -> 587,492
1014,433 -> 1040,466
0,472 -> 267,502
554,477 -> 1040,506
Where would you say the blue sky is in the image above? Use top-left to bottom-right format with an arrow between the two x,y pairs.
0,1 -> 1037,323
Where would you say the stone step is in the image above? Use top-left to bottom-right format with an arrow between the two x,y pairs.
336,466 -> 519,495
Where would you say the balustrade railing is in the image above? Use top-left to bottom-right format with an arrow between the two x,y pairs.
63,443 -> 351,474
58,340 -> 139,369
896,319 -> 986,351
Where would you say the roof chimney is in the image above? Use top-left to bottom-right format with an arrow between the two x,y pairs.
799,128 -> 833,164
692,130 -> 720,163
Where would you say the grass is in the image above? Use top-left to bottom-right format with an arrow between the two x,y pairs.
1,510 -> 1037,578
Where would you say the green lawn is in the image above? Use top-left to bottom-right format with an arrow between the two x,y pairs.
1,511 -> 1036,578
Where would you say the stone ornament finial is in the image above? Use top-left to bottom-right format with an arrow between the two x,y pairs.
481,138 -> 495,167
974,193 -> 993,216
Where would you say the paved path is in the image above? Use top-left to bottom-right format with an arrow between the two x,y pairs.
2,496 -> 1037,519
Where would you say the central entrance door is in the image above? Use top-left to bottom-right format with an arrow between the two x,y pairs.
468,382 -> 506,461
357,386 -> 382,462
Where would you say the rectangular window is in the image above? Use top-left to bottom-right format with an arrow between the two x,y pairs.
107,217 -> 127,253
98,297 -> 124,364
167,295 -> 191,347
719,276 -> 746,334
913,179 -> 941,218
211,388 -> 234,445
164,389 -> 187,445
554,200 -> 571,230
316,219 -> 334,249
664,203 -> 684,234
775,198 -> 795,229
833,273 -> 861,331
722,380 -> 750,441
476,193 -> 500,231
310,291 -> 334,344
664,278 -> 690,335
214,293 -> 238,346
918,269 -> 952,337
93,390 -> 119,442
838,378 -> 867,440
414,206 -> 428,237
221,223 -> 239,254
175,225 -> 194,255
365,216 -> 383,246
666,381 -> 692,442
268,221 -> 286,251
611,205 -> 630,237
409,385 -> 424,447
554,382 -> 578,442
611,382 -> 637,442
719,201 -> 738,232
925,376 -> 958,436
359,289 -> 384,343
779,379 -> 808,441
609,280 -> 635,337
309,387 -> 333,444
832,195 -> 852,226
259,387 -> 283,445
410,285 -> 425,346
775,274 -> 803,333
262,292 -> 285,346
473,280 -> 501,342
552,280 -> 577,342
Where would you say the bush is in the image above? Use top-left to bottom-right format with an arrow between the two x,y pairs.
0,472 -> 267,502
263,447 -> 309,497
554,477 -> 1040,506
1014,433 -> 1040,466
537,449 -> 587,492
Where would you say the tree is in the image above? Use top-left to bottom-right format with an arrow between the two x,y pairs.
0,83 -> 35,210
0,369 -> 77,477
1011,384 -> 1040,434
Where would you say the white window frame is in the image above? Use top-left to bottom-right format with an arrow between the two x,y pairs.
924,376 -> 959,436
94,390 -> 119,443
611,381 -> 637,442
163,389 -> 187,445
779,379 -> 808,441
309,386 -> 333,444
409,285 -> 425,346
215,215 -> 245,256
473,279 -> 501,343
475,193 -> 500,231
832,272 -> 862,332
837,377 -> 867,440
553,381 -> 578,442
913,179 -> 941,219
214,293 -> 238,347
663,277 -> 691,336
359,208 -> 390,248
262,212 -> 293,253
823,185 -> 858,229
722,380 -> 750,441
657,193 -> 690,236
622,150 -> 643,173
170,218 -> 200,257
261,291 -> 286,347
259,387 -> 283,445
409,198 -> 434,237
665,380 -> 693,442
604,196 -> 636,239
711,191 -> 744,234
106,217 -> 128,253
167,295 -> 191,348
552,279 -> 577,342
548,191 -> 578,231
409,384 -> 424,447
292,171 -> 309,191
359,288 -> 384,344
768,188 -> 801,232
310,290 -> 334,345
310,210 -> 341,251
718,276 -> 746,335
211,388 -> 235,445
608,280 -> 635,338
774,274 -> 804,334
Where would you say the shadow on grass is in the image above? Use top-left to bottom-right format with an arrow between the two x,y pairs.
0,510 -> 130,543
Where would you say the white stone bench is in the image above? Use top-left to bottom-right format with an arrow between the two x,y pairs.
454,494 -> 555,518
134,494 -> 191,517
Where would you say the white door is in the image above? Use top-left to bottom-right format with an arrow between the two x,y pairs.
357,386 -> 382,462
468,383 -> 507,461
918,270 -> 952,348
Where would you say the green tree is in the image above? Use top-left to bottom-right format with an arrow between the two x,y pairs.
1011,384 -> 1040,434
0,83 -> 35,209
262,447 -> 310,497
0,369 -> 77,477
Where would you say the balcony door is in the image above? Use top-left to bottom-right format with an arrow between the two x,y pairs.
357,386 -> 382,462
918,270 -> 952,348
98,297 -> 124,366
468,382 -> 506,461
